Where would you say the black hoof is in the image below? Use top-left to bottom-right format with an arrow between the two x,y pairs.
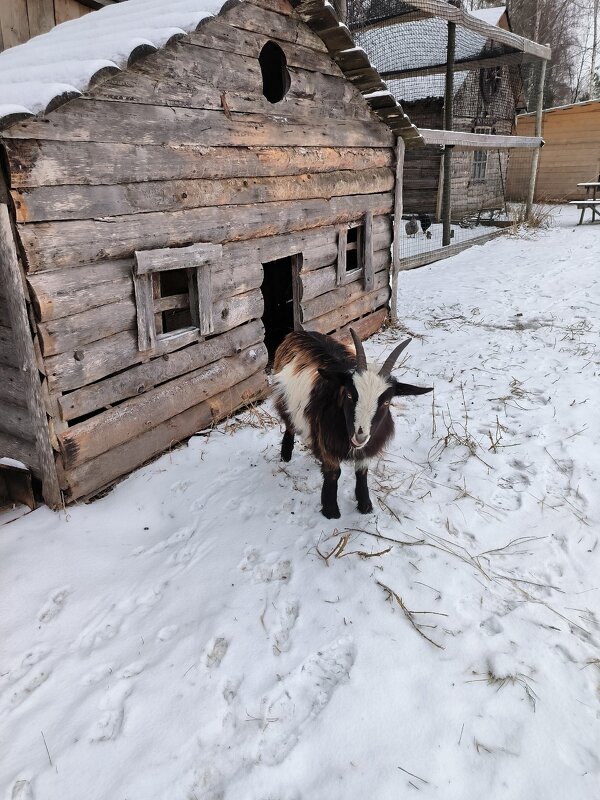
322,505 -> 341,519
357,501 -> 373,514
281,449 -> 292,462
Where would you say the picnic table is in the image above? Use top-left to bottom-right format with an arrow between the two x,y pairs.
570,181 -> 600,224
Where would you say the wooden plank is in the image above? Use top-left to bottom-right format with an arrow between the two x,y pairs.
58,343 -> 267,469
0,400 -> 33,441
4,99 -> 395,149
0,324 -> 20,367
301,268 -> 388,323
196,265 -> 214,335
20,192 -> 394,271
305,285 -> 390,334
13,169 -> 394,222
135,243 -> 222,276
63,370 -> 267,501
362,210 -> 374,291
6,141 -> 394,188
336,226 -> 346,286
0,0 -> 30,50
302,247 -> 389,301
132,273 -> 156,353
0,431 -> 39,470
331,307 -> 388,346
44,288 -> 264,393
54,0 -> 89,23
418,128 -> 544,150
26,0 -> 55,36
59,319 -> 264,422
0,203 -> 60,506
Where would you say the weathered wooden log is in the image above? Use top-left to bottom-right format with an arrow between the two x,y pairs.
58,343 -> 268,470
332,307 -> 389,345
301,268 -> 389,323
59,319 -> 264,422
13,168 -> 394,223
222,2 -> 328,51
44,288 -> 264,393
0,364 -> 28,408
4,100 -> 395,149
302,247 -> 390,301
63,369 -> 268,501
0,431 -> 39,470
0,203 -> 61,505
305,285 -> 390,334
20,193 -> 393,271
0,400 -> 33,441
0,324 -> 20,368
6,141 -> 393,189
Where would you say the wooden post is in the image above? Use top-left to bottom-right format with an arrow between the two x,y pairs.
525,58 -> 547,220
0,203 -> 62,508
442,20 -> 456,247
391,136 -> 405,324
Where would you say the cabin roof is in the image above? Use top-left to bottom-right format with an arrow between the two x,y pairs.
0,0 -> 422,145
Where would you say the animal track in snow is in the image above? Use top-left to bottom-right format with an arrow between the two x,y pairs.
73,606 -> 125,654
238,548 -> 292,584
89,680 -> 132,742
157,625 -> 179,642
205,637 -> 229,669
265,598 -> 300,655
3,670 -> 50,714
38,586 -> 70,624
256,636 -> 355,766
81,663 -> 116,686
10,780 -> 34,800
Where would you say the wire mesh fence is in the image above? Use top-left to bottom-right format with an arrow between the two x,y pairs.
346,0 -> 548,268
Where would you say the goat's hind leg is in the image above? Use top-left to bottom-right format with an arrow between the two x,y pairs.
355,462 -> 373,514
281,428 -> 295,462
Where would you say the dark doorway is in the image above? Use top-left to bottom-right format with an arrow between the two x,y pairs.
261,255 -> 300,365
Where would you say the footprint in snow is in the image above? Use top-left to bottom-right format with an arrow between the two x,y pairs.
38,586 -> 70,624
205,637 -> 229,669
89,680 -> 132,743
3,670 -> 50,715
238,548 -> 292,584
10,780 -> 34,800
256,636 -> 355,766
157,625 -> 179,642
264,598 -> 300,655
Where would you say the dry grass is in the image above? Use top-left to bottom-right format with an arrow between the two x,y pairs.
467,669 -> 538,711
376,580 -> 446,649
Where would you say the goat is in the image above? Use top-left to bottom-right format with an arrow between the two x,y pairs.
272,328 -> 432,518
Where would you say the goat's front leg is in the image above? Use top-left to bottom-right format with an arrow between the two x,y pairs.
320,461 -> 341,519
281,428 -> 295,462
355,462 -> 373,514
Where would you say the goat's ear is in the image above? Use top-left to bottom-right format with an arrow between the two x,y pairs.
318,367 -> 349,386
393,381 -> 433,396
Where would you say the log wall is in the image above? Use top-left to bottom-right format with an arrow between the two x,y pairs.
0,0 -> 93,53
1,0 -> 395,503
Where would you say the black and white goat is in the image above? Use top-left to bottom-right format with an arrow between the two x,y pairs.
273,328 -> 432,518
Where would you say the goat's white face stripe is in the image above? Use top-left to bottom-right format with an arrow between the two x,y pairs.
352,369 -> 388,444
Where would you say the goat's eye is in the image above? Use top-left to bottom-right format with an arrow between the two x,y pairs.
346,392 -> 353,400
383,400 -> 390,406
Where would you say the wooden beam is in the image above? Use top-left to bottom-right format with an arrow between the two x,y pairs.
390,137 -> 405,325
0,204 -> 61,507
399,229 -> 506,272
135,243 -> 223,276
381,52 -> 531,81
419,129 -> 543,149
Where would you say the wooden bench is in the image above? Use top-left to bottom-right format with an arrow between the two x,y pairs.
570,200 -> 600,225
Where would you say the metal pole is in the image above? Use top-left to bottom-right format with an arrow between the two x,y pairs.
442,21 -> 455,247
525,58 -> 546,220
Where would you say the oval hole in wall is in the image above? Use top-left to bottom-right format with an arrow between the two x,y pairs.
259,41 -> 291,104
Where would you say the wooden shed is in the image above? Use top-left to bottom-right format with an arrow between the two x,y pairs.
510,101 -> 600,201
0,0 -> 421,508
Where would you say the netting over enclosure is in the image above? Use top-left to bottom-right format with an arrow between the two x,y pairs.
345,0 -> 550,269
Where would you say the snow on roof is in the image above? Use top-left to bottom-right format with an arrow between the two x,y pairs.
0,0 -> 225,126
470,6 -> 507,27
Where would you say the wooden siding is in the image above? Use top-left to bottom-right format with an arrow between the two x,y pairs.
510,103 -> 600,201
0,0 -> 92,52
2,0 -> 395,502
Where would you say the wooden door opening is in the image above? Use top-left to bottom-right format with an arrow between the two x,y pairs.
261,254 -> 301,365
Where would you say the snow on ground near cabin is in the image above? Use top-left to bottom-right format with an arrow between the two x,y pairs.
1,205 -> 599,800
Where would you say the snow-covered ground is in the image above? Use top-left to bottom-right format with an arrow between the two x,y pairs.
2,205 -> 599,800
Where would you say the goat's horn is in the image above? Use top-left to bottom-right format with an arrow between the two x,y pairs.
350,328 -> 367,373
379,338 -> 412,378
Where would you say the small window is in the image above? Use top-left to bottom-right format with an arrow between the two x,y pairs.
336,212 -> 374,290
259,41 -> 290,104
472,126 -> 491,181
133,243 -> 222,352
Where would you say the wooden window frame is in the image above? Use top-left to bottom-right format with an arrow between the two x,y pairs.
471,126 -> 492,182
336,211 -> 374,290
133,243 -> 222,352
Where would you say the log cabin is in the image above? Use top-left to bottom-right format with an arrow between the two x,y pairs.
0,0 -> 422,507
